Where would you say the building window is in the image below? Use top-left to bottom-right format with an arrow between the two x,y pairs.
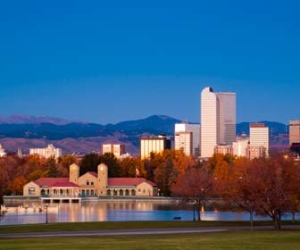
91,182 -> 94,186
86,181 -> 90,186
28,187 -> 35,195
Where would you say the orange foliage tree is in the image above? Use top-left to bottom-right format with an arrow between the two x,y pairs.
171,167 -> 214,221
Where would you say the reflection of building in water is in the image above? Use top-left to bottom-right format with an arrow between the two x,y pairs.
23,163 -> 158,198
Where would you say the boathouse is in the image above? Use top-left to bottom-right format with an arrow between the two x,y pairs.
23,163 -> 158,200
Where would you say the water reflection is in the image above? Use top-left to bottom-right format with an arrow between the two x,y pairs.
1,200 -> 299,226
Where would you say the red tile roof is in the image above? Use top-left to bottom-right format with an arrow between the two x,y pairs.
51,182 -> 80,188
108,178 -> 157,187
34,178 -> 80,188
32,177 -> 156,188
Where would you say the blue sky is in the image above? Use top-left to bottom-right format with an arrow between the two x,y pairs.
0,0 -> 299,125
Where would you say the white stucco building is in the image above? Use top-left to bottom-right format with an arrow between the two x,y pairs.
29,144 -> 62,158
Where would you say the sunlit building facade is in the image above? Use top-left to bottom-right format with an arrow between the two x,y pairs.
232,136 -> 249,157
102,143 -> 126,158
289,120 -> 300,156
140,134 -> 171,159
200,87 -> 236,158
249,123 -> 269,159
289,120 -> 300,145
29,144 -> 62,158
174,123 -> 200,157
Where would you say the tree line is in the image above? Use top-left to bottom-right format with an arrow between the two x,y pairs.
1,150 -> 299,229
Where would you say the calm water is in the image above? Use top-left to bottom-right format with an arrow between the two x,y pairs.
0,200 -> 298,226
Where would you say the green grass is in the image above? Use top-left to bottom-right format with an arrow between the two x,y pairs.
1,230 -> 300,250
0,220 -> 299,234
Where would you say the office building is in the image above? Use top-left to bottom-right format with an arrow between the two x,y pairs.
232,136 -> 249,157
102,143 -> 126,158
174,123 -> 200,157
0,144 -> 6,157
200,87 -> 236,158
289,120 -> 300,145
214,144 -> 233,155
140,134 -> 171,159
29,144 -> 62,158
249,123 -> 269,159
175,131 -> 193,156
289,120 -> 300,156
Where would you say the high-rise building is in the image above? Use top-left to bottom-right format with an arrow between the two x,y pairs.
289,120 -> 300,145
102,143 -> 126,158
175,131 -> 193,157
289,120 -> 300,156
200,87 -> 236,158
249,123 -> 269,159
0,144 -> 6,157
140,134 -> 171,159
174,123 -> 200,157
232,136 -> 249,157
29,144 -> 62,158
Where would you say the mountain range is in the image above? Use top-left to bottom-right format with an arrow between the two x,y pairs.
0,114 -> 289,156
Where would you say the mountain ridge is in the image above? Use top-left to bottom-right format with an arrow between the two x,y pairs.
0,114 -> 289,155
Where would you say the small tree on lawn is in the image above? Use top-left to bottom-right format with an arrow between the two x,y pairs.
171,167 -> 214,221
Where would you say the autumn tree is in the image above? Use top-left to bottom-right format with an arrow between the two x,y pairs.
225,157 -> 261,230
154,157 -> 178,196
46,157 -> 60,177
252,156 -> 292,230
80,153 -> 101,175
172,150 -> 196,175
171,167 -> 214,221
118,156 -> 146,177
7,176 -> 27,195
209,154 -> 233,199
57,154 -> 77,176
99,153 -> 120,177
283,157 -> 300,223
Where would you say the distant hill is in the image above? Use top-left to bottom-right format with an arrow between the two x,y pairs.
0,114 -> 76,125
0,114 -> 289,155
236,121 -> 288,135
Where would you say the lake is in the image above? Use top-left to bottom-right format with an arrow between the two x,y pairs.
0,200 -> 298,226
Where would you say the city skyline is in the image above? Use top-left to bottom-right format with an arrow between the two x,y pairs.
1,1 -> 299,125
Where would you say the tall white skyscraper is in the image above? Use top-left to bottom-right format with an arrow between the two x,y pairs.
200,87 -> 236,158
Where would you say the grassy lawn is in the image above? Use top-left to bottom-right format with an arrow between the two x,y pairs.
0,230 -> 300,250
0,220 -> 299,234
0,220 -> 288,234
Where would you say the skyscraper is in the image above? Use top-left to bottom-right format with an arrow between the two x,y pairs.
174,123 -> 200,157
249,123 -> 269,159
140,134 -> 171,159
289,120 -> 300,156
200,87 -> 236,158
289,120 -> 300,145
